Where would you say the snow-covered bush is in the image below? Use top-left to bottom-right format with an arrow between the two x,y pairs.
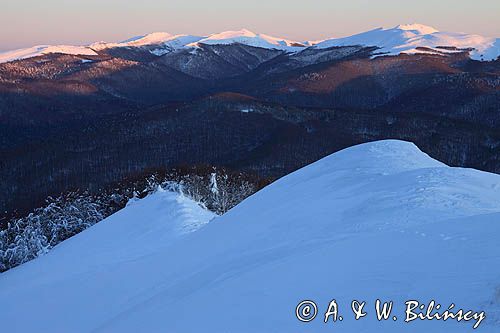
171,171 -> 256,215
0,193 -> 108,272
132,168 -> 259,215
0,168 -> 263,272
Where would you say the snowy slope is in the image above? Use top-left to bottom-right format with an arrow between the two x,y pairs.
314,24 -> 500,60
0,188 -> 216,332
190,29 -> 305,51
0,45 -> 98,63
1,140 -> 500,332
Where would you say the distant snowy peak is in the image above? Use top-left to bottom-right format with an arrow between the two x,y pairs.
314,23 -> 500,61
125,33 -> 204,56
190,29 -> 306,51
91,33 -> 204,55
147,35 -> 204,55
121,32 -> 176,45
0,45 -> 98,64
122,32 -> 203,48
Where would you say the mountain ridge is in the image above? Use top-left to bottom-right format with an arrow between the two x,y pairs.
315,24 -> 500,60
1,23 -> 499,221
1,24 -> 499,63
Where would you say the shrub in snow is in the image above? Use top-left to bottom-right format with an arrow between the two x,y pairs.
0,168 -> 263,272
0,193 -> 108,272
173,171 -> 256,215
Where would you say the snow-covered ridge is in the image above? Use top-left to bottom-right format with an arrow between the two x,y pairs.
0,45 -> 98,64
90,33 -> 204,54
189,28 -> 306,51
1,140 -> 500,332
0,33 -> 204,63
0,24 -> 499,64
314,24 -> 500,61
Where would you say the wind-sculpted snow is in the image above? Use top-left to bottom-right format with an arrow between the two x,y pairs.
1,140 -> 500,332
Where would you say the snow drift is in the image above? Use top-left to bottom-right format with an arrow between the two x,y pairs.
1,140 -> 500,332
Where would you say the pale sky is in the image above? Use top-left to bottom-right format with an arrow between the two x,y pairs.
1,0 -> 499,51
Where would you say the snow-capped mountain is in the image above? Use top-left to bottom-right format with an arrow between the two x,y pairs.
0,45 -> 98,63
120,32 -> 200,47
2,24 -> 498,64
1,140 -> 499,332
90,32 -> 204,56
314,24 -> 500,60
189,28 -> 306,51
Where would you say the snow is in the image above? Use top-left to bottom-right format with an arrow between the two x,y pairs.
191,29 -> 305,51
121,33 -> 203,49
314,24 -> 500,61
396,23 -> 439,35
122,32 -> 177,46
0,45 -> 97,63
1,140 -> 500,332
148,35 -> 203,56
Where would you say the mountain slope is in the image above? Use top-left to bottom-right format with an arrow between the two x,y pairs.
158,43 -> 284,79
1,140 -> 499,332
1,37 -> 499,219
315,24 -> 500,60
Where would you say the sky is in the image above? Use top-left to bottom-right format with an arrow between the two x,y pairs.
1,0 -> 499,51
